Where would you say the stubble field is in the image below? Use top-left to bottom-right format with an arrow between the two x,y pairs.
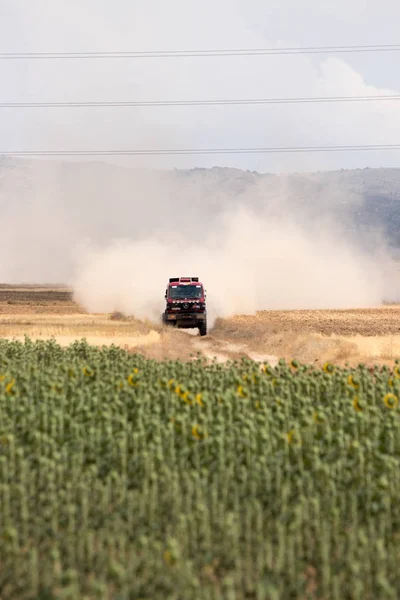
0,285 -> 400,367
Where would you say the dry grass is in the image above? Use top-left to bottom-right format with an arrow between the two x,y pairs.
210,309 -> 400,367
216,306 -> 400,337
379,336 -> 395,360
0,314 -> 152,338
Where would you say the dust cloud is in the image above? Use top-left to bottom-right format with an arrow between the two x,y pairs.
73,203 -> 394,328
0,158 -> 398,325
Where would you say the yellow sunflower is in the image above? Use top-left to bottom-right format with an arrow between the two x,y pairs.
313,411 -> 326,424
82,366 -> 94,377
347,374 -> 360,390
383,393 -> 399,410
237,385 -> 248,398
196,393 -> 205,407
322,362 -> 334,374
181,391 -> 194,405
5,379 -> 15,395
286,429 -> 295,444
191,424 -> 206,441
285,429 -> 301,446
127,373 -> 138,387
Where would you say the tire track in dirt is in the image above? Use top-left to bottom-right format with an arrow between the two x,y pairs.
191,335 -> 279,366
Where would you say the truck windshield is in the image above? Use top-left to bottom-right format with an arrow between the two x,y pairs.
169,285 -> 203,299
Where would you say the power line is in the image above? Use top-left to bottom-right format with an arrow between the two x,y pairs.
1,44 -> 400,59
2,145 -> 400,156
2,95 -> 400,108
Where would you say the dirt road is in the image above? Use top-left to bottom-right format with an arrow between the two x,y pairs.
0,286 -> 399,366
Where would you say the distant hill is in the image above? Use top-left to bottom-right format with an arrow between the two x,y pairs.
0,157 -> 400,282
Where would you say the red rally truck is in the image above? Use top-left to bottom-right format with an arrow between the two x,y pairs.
162,277 -> 207,336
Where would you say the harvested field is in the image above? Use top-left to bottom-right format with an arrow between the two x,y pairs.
0,286 -> 77,314
220,306 -> 400,337
0,286 -> 399,366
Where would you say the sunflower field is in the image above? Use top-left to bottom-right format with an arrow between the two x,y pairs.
1,338 -> 400,599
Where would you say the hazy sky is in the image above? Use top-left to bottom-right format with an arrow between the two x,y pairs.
1,0 -> 400,172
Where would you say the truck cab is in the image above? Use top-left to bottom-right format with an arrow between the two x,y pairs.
162,277 -> 207,336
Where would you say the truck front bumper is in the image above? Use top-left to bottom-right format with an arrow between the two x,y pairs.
165,312 -> 206,328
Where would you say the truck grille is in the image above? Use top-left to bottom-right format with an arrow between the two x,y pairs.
169,300 -> 204,312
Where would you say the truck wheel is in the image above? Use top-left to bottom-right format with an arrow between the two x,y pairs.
162,313 -> 170,326
199,321 -> 207,336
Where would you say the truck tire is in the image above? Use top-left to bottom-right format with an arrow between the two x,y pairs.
162,313 -> 172,326
199,321 -> 207,336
